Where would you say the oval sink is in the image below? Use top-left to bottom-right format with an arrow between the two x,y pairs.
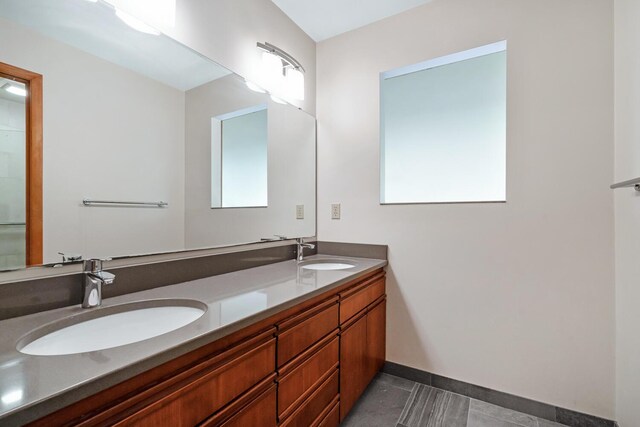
300,259 -> 355,271
17,299 -> 207,356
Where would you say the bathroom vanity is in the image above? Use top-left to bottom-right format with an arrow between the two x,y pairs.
0,255 -> 386,426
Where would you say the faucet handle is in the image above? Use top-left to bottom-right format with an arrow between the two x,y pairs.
58,252 -> 83,263
95,271 -> 115,285
83,258 -> 112,273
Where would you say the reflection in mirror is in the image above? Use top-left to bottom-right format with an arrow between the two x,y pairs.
0,0 -> 316,271
212,105 -> 268,208
0,79 -> 26,270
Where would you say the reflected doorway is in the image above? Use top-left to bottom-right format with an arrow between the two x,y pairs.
0,61 -> 42,269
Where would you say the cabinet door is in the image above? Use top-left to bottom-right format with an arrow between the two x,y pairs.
366,298 -> 386,383
339,313 -> 368,421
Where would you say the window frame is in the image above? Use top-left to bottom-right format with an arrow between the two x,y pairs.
379,40 -> 508,205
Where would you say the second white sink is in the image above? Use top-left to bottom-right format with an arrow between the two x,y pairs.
300,258 -> 356,271
18,299 -> 207,356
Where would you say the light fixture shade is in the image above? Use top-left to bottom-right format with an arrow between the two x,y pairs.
285,67 -> 304,101
260,51 -> 283,93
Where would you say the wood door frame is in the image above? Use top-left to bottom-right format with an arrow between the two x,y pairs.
0,61 -> 43,266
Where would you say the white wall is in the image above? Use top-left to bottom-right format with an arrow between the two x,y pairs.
317,0 -> 615,418
167,0 -> 317,114
614,0 -> 640,425
0,18 -> 186,263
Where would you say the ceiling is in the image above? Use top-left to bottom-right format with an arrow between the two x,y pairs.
271,0 -> 434,42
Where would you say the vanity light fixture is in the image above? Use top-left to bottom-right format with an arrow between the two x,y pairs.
257,42 -> 305,101
285,67 -> 304,101
260,50 -> 285,94
1,83 -> 26,97
115,8 -> 161,35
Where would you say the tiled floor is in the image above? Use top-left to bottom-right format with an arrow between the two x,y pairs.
341,373 -> 568,427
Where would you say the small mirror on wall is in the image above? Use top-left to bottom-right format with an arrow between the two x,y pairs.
211,105 -> 268,209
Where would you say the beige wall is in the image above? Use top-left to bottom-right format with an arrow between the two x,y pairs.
614,0 -> 640,425
167,0 -> 316,115
316,0 -> 615,418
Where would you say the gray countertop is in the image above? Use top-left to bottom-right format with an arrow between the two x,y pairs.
0,255 -> 386,426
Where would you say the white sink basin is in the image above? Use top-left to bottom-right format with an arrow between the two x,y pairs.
301,259 -> 355,271
18,300 -> 207,356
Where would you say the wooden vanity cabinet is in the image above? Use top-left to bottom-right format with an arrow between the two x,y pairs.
338,272 -> 387,421
27,327 -> 278,427
28,268 -> 385,427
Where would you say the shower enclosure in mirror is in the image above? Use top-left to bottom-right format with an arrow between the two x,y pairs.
0,78 -> 26,270
0,0 -> 316,271
0,62 -> 43,270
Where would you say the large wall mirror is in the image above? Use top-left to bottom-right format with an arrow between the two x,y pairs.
0,0 -> 316,272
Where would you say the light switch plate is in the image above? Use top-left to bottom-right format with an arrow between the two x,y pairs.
331,203 -> 341,220
296,205 -> 304,219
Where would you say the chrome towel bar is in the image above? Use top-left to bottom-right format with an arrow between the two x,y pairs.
82,199 -> 168,207
610,177 -> 640,192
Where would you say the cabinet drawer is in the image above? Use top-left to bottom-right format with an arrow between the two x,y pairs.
200,382 -> 277,427
113,337 -> 276,427
315,399 -> 340,427
277,334 -> 339,420
220,385 -> 276,427
280,370 -> 338,427
277,298 -> 339,367
339,276 -> 385,324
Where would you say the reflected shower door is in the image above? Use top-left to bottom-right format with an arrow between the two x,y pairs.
0,78 -> 26,269
0,62 -> 42,269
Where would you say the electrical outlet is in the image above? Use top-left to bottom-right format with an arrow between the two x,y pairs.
331,203 -> 341,220
296,205 -> 304,220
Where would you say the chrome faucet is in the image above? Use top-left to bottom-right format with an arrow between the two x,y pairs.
82,258 -> 115,308
296,238 -> 315,262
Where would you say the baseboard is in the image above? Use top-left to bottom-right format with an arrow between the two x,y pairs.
382,361 -> 615,427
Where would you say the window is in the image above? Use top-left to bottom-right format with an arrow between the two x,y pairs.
380,41 -> 507,204
211,105 -> 268,208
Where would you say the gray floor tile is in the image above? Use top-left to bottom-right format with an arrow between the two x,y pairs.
378,373 -> 417,392
470,399 -> 538,427
431,375 -> 557,421
397,384 -> 470,427
341,376 -> 412,427
467,410 -> 524,427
